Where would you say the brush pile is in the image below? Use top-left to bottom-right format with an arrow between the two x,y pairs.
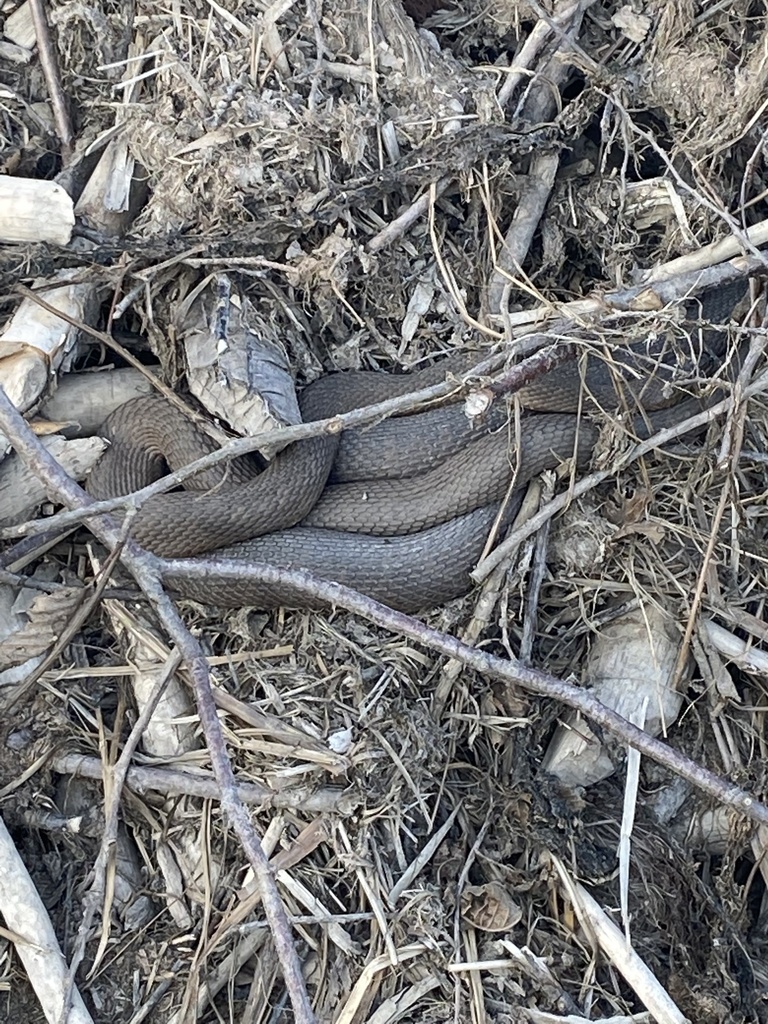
1,1 -> 768,1022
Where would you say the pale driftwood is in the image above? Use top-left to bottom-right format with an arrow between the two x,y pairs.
0,580 -> 45,687
3,1 -> 36,51
0,434 -> 103,689
704,618 -> 768,676
541,604 -> 685,788
0,33 -> 149,448
551,854 -> 688,1024
0,813 -> 94,1024
0,275 -> 98,449
73,30 -> 148,234
0,435 -> 105,526
74,135 -> 137,236
39,367 -> 156,437
0,177 -> 74,245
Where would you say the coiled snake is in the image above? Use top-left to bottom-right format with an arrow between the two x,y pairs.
88,287 -> 742,611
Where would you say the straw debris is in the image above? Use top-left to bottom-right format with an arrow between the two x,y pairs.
1,1 -> 768,1022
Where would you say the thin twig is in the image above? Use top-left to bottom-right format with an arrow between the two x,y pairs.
158,552 -> 768,828
61,652 -> 181,1024
367,178 -> 453,253
519,472 -> 555,665
51,754 -> 352,813
28,0 -> 74,163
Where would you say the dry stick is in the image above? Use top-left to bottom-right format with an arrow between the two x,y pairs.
0,567 -> 67,592
157,553 -> 768,828
524,0 -> 602,76
518,472 -> 555,665
498,251 -> 762,334
670,481 -> 732,696
62,652 -> 181,1023
0,389 -> 318,1024
612,256 -> 760,307
28,0 -> 74,163
126,962 -> 183,1024
1,528 -> 78,574
0,813 -> 93,1024
486,149 -> 559,318
496,2 -> 567,108
487,0 -> 586,317
51,754 -> 350,813
367,182 -> 453,254
471,369 -> 768,583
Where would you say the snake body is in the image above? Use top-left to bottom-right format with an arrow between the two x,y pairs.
88,286 -> 743,611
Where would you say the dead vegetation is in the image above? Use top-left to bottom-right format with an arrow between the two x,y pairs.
1,0 -> 768,1022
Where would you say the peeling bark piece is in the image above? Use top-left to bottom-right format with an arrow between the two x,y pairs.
0,584 -> 83,671
179,276 -> 301,444
0,435 -> 105,526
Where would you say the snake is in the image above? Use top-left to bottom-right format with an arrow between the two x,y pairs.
87,286 -> 743,612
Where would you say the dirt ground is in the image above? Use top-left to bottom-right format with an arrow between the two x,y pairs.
1,1 -> 768,1022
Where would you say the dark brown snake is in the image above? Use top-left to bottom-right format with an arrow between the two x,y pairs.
88,287 -> 743,611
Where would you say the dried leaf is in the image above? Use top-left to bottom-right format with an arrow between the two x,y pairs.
460,881 -> 522,933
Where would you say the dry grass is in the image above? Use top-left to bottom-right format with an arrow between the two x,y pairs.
1,0 -> 768,1022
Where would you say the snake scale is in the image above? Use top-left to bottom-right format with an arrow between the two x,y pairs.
88,286 -> 743,611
